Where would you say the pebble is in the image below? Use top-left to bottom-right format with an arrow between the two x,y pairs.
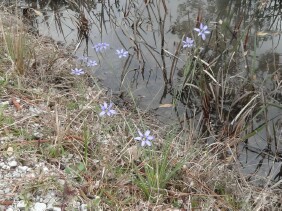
42,166 -> 49,173
80,204 -> 88,211
18,165 -> 30,173
4,188 -> 11,194
8,160 -> 18,167
17,200 -> 27,209
2,165 -> 10,170
12,171 -> 21,178
32,202 -> 47,211
0,154 -> 85,211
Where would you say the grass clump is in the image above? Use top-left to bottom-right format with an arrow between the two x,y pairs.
133,137 -> 186,201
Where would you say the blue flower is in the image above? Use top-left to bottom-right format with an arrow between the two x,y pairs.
93,42 -> 110,52
71,68 -> 85,75
99,102 -> 117,117
116,49 -> 129,58
134,130 -> 154,147
87,60 -> 98,67
194,23 -> 210,40
182,37 -> 194,48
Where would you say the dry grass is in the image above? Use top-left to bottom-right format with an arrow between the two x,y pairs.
0,9 -> 281,211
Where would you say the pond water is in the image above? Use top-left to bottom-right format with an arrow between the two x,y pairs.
3,0 -> 282,184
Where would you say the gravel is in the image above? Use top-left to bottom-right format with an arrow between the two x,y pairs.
0,155 -> 89,210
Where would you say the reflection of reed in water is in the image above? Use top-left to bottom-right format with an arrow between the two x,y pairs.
76,12 -> 89,39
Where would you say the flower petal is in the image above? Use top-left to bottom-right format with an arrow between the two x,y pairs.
144,130 -> 151,137
110,109 -> 117,115
141,141 -> 146,147
147,135 -> 154,140
134,137 -> 141,141
103,102 -> 108,108
108,102 -> 113,109
200,23 -> 203,29
194,28 -> 200,32
138,130 -> 143,137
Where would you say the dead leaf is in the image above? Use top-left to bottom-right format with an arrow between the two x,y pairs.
159,103 -> 174,108
31,8 -> 43,16
11,97 -> 21,111
256,31 -> 269,37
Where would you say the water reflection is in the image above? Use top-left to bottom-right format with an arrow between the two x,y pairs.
3,0 -> 281,183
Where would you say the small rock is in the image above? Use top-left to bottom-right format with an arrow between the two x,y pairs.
33,131 -> 43,139
4,188 -> 11,194
80,204 -> 88,211
2,164 -> 10,170
8,160 -> 17,167
6,207 -> 14,211
0,100 -> 9,106
32,202 -> 47,211
12,172 -> 21,178
52,207 -> 61,211
18,166 -> 30,173
17,200 -> 27,209
42,166 -> 49,173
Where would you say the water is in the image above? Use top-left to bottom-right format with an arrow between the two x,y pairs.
4,0 -> 282,183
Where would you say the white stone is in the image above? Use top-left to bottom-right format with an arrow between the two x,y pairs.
6,207 -> 14,211
32,202 -> 47,211
52,207 -> 61,211
42,166 -> 49,173
17,200 -> 27,209
80,204 -> 88,211
4,188 -> 10,194
0,162 -> 5,167
5,172 -> 12,178
12,172 -> 21,178
2,165 -> 10,170
8,160 -> 18,167
18,166 -> 29,173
